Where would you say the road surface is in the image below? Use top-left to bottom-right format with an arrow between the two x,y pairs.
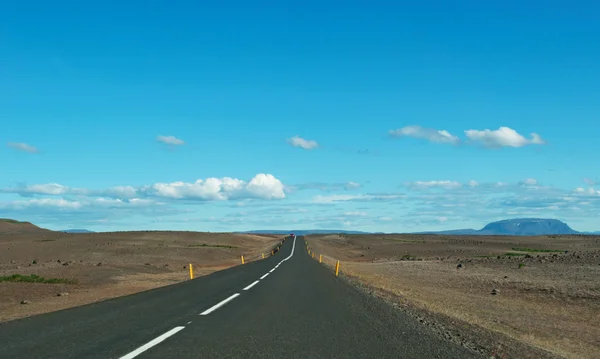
0,235 -> 481,358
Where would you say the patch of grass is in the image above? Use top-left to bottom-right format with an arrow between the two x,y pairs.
400,254 -> 418,260
512,247 -> 564,253
38,239 -> 56,242
0,274 -> 77,284
504,252 -> 527,257
188,243 -> 237,249
518,263 -> 526,269
0,218 -> 23,223
395,239 -> 426,243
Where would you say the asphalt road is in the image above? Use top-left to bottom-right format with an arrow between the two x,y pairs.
0,235 -> 482,358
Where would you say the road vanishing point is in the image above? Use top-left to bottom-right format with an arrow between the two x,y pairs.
0,235 -> 481,358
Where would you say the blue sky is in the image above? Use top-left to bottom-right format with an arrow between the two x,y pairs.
1,1 -> 599,232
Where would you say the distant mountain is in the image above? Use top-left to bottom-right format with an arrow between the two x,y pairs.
61,229 -> 95,233
239,229 -> 380,235
415,218 -> 581,236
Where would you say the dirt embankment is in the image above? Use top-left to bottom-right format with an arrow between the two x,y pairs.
0,221 -> 282,322
308,234 -> 600,359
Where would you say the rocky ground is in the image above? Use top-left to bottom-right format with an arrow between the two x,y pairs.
308,233 -> 600,359
0,221 -> 282,322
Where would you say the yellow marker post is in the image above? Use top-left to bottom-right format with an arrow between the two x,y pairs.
312,252 -> 314,259
335,260 -> 340,277
262,253 -> 265,259
272,250 -> 274,256
241,255 -> 245,264
189,263 -> 194,279
319,254 -> 322,263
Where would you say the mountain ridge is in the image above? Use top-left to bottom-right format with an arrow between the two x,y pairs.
242,219 -> 599,236
412,218 -> 589,236
2,218 -> 599,236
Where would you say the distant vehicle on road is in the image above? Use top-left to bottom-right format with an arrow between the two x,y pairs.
290,233 -> 294,237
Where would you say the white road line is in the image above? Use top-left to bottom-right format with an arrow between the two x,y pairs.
269,268 -> 276,272
260,273 -> 269,279
282,236 -> 296,261
200,293 -> 240,315
243,280 -> 259,290
119,326 -> 185,359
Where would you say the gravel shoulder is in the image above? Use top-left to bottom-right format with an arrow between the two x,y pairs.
307,233 -> 600,359
0,228 -> 282,322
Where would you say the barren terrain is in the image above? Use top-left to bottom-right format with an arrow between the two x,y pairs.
308,233 -> 600,359
0,220 -> 282,322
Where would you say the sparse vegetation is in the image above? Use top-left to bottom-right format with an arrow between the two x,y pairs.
0,274 -> 77,284
400,254 -> 418,260
504,252 -> 527,257
0,219 -> 25,224
309,233 -> 600,358
188,243 -> 237,249
38,239 -> 56,242
395,239 -> 426,243
511,247 -> 564,253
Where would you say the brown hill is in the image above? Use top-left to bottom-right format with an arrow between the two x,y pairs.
0,219 -> 51,235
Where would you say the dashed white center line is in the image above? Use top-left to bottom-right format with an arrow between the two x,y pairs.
118,236 -> 297,358
119,326 -> 185,359
200,293 -> 240,315
243,280 -> 259,290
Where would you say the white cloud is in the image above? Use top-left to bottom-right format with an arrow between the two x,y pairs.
574,187 -> 600,196
520,178 -> 538,186
313,194 -> 360,203
312,193 -> 404,203
344,182 -> 361,190
103,186 -> 138,198
408,180 -> 462,189
2,174 -> 285,201
0,197 -> 161,211
467,180 -> 479,187
24,183 -> 70,195
583,178 -> 596,186
146,174 -> 285,201
389,125 -> 460,145
436,216 -> 448,222
7,142 -> 39,153
287,135 -> 318,150
6,198 -> 83,210
244,174 -> 286,200
157,135 -> 185,145
343,211 -> 368,217
285,181 -> 361,192
464,127 -> 545,148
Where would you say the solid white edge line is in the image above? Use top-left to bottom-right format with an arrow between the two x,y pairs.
200,293 -> 240,315
260,273 -> 269,279
243,280 -> 259,290
119,326 -> 185,359
269,268 -> 276,272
